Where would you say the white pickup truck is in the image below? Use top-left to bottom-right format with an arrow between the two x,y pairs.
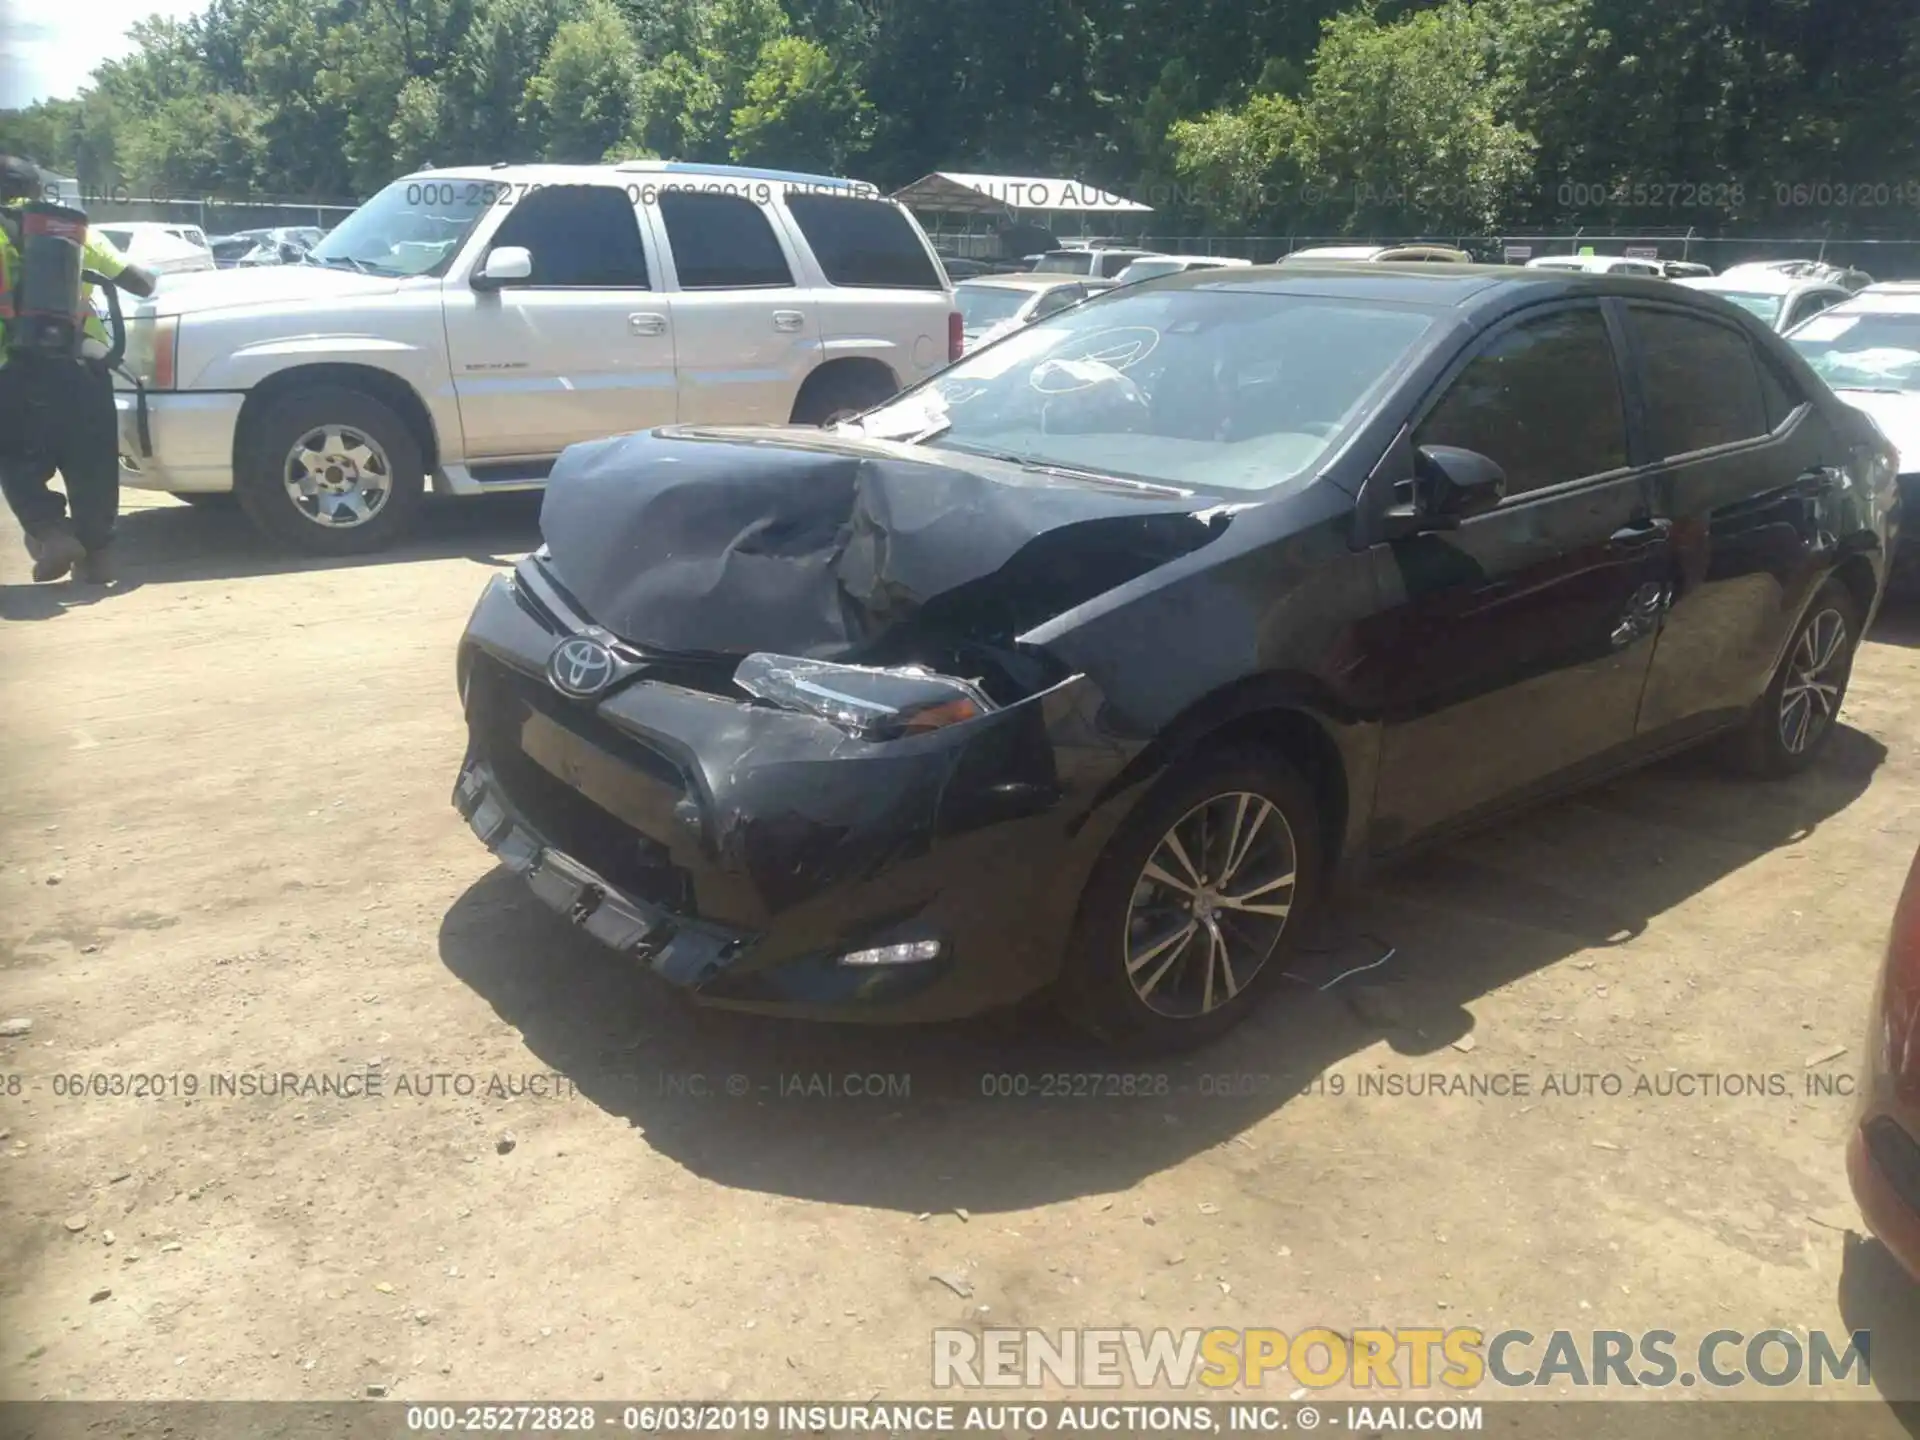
115,161 -> 960,553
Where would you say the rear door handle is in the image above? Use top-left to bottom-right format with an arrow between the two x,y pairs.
628,313 -> 668,337
772,310 -> 804,333
1609,516 -> 1673,549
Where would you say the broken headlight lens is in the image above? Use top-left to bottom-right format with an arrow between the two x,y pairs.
734,653 -> 995,740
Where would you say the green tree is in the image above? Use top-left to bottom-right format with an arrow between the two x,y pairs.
728,35 -> 873,171
521,0 -> 644,161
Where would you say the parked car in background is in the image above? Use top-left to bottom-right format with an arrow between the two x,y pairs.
1680,266 -> 1857,333
1524,254 -> 1665,278
1721,259 -> 1873,293
1030,246 -> 1161,279
212,227 -> 329,268
1848,840 -> 1920,1282
452,263 -> 1894,1048
1284,244 -> 1473,264
1659,260 -> 1714,279
1786,282 -> 1920,581
1111,255 -> 1253,285
94,222 -> 217,276
111,161 -> 957,554
953,274 -> 1113,351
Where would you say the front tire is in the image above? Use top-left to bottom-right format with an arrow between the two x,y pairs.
1730,578 -> 1861,778
235,386 -> 424,555
1056,747 -> 1324,1051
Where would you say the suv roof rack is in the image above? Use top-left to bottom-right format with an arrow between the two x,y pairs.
611,159 -> 873,191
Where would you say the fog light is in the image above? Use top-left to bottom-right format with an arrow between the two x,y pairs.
837,939 -> 943,967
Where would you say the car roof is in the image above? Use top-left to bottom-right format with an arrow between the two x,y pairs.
1124,254 -> 1253,267
957,273 -> 1106,291
415,160 -> 882,197
1135,261 -> 1765,315
1826,285 -> 1920,315
1679,273 -> 1843,297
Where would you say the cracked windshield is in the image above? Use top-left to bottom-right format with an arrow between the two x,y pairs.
3,0 -> 1919,1435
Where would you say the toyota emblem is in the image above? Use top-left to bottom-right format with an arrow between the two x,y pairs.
547,637 -> 617,698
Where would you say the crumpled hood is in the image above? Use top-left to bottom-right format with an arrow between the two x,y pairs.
1836,389 -> 1920,474
537,426 -> 1228,658
139,263 -> 404,318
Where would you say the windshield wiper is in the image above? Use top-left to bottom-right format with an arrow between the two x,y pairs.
309,254 -> 375,275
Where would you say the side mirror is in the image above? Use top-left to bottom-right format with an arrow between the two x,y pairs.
1379,445 -> 1507,539
1417,444 -> 1506,523
472,246 -> 533,290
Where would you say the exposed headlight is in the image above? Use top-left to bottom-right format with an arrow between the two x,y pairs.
734,653 -> 994,740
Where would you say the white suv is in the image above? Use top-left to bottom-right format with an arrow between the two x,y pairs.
114,161 -> 959,553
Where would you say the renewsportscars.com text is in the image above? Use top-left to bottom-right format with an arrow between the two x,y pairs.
932,1326 -> 1872,1391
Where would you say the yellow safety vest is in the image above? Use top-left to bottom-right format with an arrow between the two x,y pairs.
0,218 -> 130,367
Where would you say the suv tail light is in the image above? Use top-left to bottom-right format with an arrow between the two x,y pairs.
948,309 -> 963,364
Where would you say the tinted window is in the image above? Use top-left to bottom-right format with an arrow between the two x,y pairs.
487,185 -> 648,288
658,191 -> 792,288
1415,307 -> 1627,495
784,194 -> 943,289
1628,306 -> 1768,455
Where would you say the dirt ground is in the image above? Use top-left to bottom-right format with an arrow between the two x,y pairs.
3,491 -> 1919,1426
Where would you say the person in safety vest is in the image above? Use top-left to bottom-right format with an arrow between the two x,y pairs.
0,154 -> 156,584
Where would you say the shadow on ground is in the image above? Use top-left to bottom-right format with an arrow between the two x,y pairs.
438,726 -> 1886,1215
0,492 -> 543,620
1839,1232 -> 1920,1421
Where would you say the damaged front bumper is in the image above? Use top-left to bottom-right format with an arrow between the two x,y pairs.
453,570 -> 1144,1022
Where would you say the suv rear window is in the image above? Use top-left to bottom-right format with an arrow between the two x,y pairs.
784,195 -> 944,290
658,191 -> 793,288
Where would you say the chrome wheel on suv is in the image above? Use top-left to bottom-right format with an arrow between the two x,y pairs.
282,424 -> 394,529
237,385 -> 426,555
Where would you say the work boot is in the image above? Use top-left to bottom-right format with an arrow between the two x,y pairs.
72,545 -> 117,586
25,523 -> 86,583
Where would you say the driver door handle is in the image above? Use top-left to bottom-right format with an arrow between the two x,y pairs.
1609,516 -> 1673,550
628,313 -> 668,337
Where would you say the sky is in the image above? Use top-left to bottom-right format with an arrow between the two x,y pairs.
1,0 -> 206,110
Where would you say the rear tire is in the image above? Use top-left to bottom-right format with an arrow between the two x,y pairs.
789,367 -> 899,427
235,386 -> 425,555
1055,747 -> 1324,1052
1729,578 -> 1861,778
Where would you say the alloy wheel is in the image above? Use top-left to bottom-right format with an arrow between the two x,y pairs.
282,425 -> 394,529
1779,607 -> 1848,755
1123,791 -> 1298,1019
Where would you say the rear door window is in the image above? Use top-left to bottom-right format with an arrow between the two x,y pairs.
658,191 -> 793,289
784,194 -> 944,290
1627,306 -> 1770,457
1413,305 -> 1629,496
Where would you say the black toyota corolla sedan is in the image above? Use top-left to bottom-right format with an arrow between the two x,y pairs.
453,265 -> 1899,1049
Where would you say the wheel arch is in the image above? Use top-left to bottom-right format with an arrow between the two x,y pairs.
788,356 -> 901,424
1830,550 -> 1879,628
1087,675 -> 1360,875
233,363 -> 442,484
